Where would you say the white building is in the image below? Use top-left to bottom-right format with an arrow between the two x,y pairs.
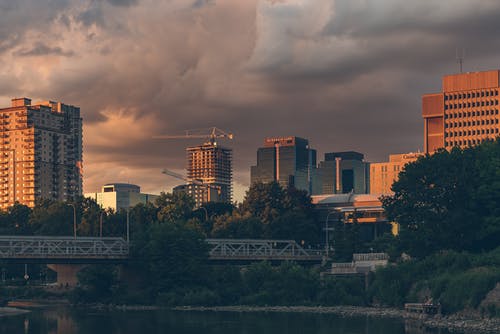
85,183 -> 158,211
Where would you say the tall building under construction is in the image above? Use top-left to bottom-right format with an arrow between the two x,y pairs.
186,142 -> 232,207
0,97 -> 82,209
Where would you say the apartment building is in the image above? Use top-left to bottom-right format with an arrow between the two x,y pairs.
0,98 -> 82,208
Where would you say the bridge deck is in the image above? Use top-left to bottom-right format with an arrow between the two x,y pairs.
0,236 -> 128,262
206,238 -> 323,262
0,236 -> 323,263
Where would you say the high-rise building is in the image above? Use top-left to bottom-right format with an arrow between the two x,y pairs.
315,151 -> 369,195
250,136 -> 316,193
369,152 -> 424,194
0,98 -> 82,209
85,183 -> 158,211
423,70 -> 500,153
186,142 -> 232,207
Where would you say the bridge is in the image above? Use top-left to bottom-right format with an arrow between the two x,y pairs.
0,236 -> 323,263
0,236 -> 128,263
206,238 -> 322,262
0,236 -> 323,285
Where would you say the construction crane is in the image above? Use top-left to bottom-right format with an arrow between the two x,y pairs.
153,127 -> 233,145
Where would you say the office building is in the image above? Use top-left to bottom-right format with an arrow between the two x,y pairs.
369,152 -> 424,194
315,151 -> 369,195
186,142 -> 232,207
85,183 -> 158,211
0,98 -> 82,209
250,136 -> 316,193
423,70 -> 500,153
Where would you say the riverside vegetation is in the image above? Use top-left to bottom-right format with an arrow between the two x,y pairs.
0,139 -> 499,318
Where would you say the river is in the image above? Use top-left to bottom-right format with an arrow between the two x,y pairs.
0,307 -> 460,334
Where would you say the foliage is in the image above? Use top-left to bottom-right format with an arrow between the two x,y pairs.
72,265 -> 119,303
156,192 -> 195,223
383,139 -> 500,257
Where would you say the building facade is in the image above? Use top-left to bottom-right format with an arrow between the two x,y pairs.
85,183 -> 158,211
0,98 -> 82,209
250,136 -> 316,193
423,70 -> 500,153
186,142 -> 232,207
369,152 -> 424,194
314,151 -> 369,195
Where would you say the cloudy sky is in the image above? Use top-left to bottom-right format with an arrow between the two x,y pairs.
2,0 -> 500,201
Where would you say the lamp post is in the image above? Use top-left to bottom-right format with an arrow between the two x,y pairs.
99,210 -> 105,238
324,211 -> 336,258
126,208 -> 130,243
68,203 -> 77,239
199,206 -> 208,221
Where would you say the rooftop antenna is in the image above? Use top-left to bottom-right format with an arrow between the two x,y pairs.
456,48 -> 465,73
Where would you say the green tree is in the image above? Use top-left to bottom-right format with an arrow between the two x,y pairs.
30,200 -> 73,236
211,212 -> 263,238
383,140 -> 500,257
156,192 -> 195,223
138,222 -> 209,295
7,203 -> 32,235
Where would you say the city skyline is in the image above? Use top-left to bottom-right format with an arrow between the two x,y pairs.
2,1 -> 500,201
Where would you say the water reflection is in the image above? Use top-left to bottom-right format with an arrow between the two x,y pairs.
0,307 -> 459,334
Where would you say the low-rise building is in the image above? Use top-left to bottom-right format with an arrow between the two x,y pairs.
85,183 -> 158,211
312,193 -> 398,240
369,152 -> 424,195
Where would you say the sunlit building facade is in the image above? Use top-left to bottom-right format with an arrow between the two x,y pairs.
0,98 -> 82,209
369,152 -> 424,194
423,70 -> 500,153
186,142 -> 232,207
85,183 -> 158,211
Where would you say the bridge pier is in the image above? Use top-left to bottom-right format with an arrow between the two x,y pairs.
47,264 -> 87,287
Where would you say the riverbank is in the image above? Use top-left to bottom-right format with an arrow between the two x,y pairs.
173,305 -> 500,333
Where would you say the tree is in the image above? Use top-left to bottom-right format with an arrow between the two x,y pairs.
7,203 -> 32,235
383,139 -> 500,257
240,182 -> 286,225
156,192 -> 195,223
211,212 -> 263,239
141,222 -> 209,295
30,200 -> 73,236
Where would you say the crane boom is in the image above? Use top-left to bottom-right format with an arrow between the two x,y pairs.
162,169 -> 219,189
153,127 -> 233,144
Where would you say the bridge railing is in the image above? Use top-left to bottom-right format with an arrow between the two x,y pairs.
206,239 -> 323,261
0,236 -> 128,259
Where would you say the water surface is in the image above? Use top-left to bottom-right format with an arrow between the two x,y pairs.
0,307 -> 458,334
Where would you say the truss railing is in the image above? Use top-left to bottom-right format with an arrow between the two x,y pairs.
206,239 -> 323,261
0,236 -> 128,260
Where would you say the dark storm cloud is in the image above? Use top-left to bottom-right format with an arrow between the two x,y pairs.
2,0 -> 500,198
15,42 -> 74,57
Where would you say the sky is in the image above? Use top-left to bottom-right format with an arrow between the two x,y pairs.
2,0 -> 500,201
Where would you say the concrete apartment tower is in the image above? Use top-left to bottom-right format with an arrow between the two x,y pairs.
0,98 -> 83,209
423,70 -> 500,153
186,142 -> 232,207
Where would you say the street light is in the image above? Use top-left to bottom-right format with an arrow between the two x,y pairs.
99,210 -> 105,238
324,210 -> 337,258
126,208 -> 130,243
199,206 -> 208,221
68,203 -> 77,239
